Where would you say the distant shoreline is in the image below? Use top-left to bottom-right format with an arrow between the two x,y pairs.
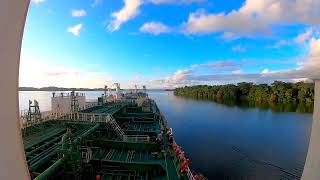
19,87 -> 105,91
19,87 -> 172,91
19,89 -> 104,91
174,81 -> 314,113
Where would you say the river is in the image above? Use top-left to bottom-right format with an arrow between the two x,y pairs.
19,90 -> 312,180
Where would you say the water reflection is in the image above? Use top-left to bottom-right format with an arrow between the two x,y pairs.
149,91 -> 312,179
180,95 -> 314,113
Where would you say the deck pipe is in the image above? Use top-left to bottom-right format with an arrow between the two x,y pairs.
26,136 -> 60,157
33,157 -> 66,180
34,123 -> 100,179
73,123 -> 100,145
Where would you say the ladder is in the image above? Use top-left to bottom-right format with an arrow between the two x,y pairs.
106,115 -> 127,141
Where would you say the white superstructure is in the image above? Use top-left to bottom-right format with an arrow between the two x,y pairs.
51,92 -> 86,114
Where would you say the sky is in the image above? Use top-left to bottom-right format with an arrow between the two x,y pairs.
20,0 -> 320,89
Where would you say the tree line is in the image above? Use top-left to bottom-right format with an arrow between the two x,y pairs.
174,81 -> 314,112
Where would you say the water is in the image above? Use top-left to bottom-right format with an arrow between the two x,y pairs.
19,90 -> 312,180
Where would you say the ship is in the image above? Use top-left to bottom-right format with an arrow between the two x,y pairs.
20,84 -> 206,180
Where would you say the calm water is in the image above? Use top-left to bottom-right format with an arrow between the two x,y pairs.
19,90 -> 313,180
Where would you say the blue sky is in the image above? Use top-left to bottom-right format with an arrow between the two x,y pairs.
20,0 -> 320,88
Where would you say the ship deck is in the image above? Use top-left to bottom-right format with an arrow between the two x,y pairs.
22,100 -> 187,180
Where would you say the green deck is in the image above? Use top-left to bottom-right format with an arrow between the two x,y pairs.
22,99 -> 190,180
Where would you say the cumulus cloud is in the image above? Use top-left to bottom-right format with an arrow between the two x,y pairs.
153,37 -> 320,87
67,24 -> 83,36
182,0 -> 320,36
139,22 -> 171,35
108,0 -> 203,31
108,0 -> 144,32
71,9 -> 87,17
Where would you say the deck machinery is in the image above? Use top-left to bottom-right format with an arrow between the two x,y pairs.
21,87 -> 206,180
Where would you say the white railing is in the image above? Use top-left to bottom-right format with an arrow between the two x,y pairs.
125,135 -> 150,143
186,167 -> 195,180
58,112 -> 109,122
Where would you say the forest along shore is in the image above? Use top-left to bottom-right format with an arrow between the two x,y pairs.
174,81 -> 314,113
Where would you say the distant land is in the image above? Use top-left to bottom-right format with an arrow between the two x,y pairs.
19,86 -> 173,91
174,81 -> 314,113
19,86 -> 106,91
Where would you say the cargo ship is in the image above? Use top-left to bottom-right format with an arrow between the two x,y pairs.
20,84 -> 206,180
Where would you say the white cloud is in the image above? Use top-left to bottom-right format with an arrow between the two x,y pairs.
108,0 -> 143,32
153,36 -> 320,87
182,0 -> 320,36
31,0 -> 45,4
71,9 -> 87,17
232,45 -> 246,52
108,0 -> 203,32
67,24 -> 83,36
294,29 -> 313,43
171,69 -> 192,81
139,22 -> 171,35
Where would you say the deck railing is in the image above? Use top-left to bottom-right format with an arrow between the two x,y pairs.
186,167 -> 195,180
125,135 -> 150,143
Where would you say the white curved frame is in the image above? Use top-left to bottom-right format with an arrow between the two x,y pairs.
302,79 -> 320,180
0,0 -> 30,179
0,0 -> 318,179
